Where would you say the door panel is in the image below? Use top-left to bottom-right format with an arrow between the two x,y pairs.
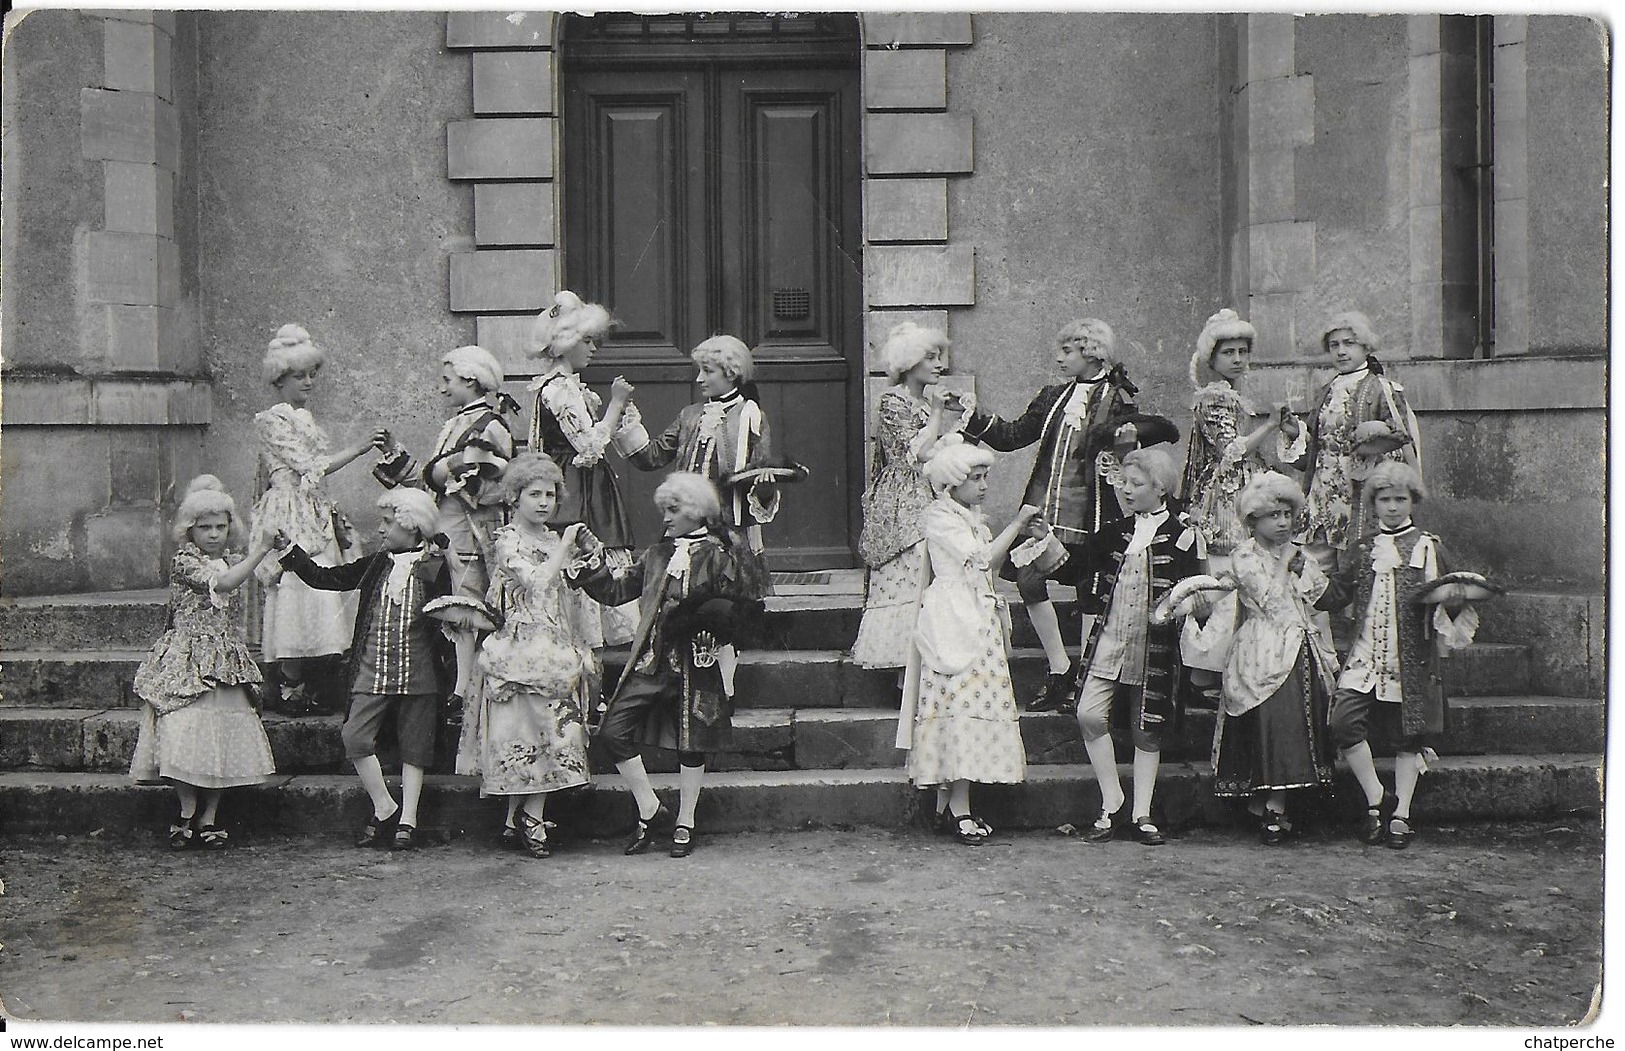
563,45 -> 861,569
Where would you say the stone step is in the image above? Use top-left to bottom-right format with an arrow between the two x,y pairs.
4,695 -> 1599,776
0,638 -> 1531,710
0,589 -> 170,650
1473,590 -> 1604,699
0,754 -> 1600,837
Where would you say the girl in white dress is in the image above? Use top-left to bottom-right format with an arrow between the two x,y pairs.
896,436 -> 1039,845
250,325 -> 381,711
132,476 -> 280,850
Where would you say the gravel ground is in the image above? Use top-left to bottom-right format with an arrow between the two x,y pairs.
0,819 -> 1603,1031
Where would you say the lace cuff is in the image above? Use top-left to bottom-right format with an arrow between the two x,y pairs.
613,419 -> 652,458
1276,425 -> 1308,465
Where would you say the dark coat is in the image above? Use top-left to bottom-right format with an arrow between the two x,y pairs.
1051,510 -> 1205,733
1317,526 -> 1451,737
569,531 -> 755,754
278,544 -> 452,696
964,370 -> 1178,568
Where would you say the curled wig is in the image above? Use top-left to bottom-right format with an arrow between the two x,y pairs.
1362,460 -> 1426,509
262,324 -> 326,386
442,344 -> 505,394
921,433 -> 997,491
1055,318 -> 1118,367
1120,446 -> 1179,497
377,488 -> 440,541
654,471 -> 722,525
691,335 -> 755,383
1189,308 -> 1256,387
1234,471 -> 1305,524
881,321 -> 951,383
500,452 -> 566,504
1319,311 -> 1380,355
529,290 -> 614,360
171,475 -> 243,545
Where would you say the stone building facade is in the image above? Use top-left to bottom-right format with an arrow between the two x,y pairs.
1,11 -> 1606,613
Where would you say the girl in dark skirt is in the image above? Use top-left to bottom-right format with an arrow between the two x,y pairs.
1209,472 -> 1336,843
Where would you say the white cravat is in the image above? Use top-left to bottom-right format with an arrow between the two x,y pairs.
384,548 -> 424,604
1061,378 -> 1102,430
666,531 -> 708,580
1126,506 -> 1169,556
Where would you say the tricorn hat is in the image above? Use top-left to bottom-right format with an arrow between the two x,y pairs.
1414,571 -> 1503,606
665,593 -> 766,648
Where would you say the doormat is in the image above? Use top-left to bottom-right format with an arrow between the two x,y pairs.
771,571 -> 832,586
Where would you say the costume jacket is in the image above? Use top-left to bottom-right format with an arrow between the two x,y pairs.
1050,510 -> 1204,733
279,543 -> 452,696
1316,525 -> 1451,737
568,531 -> 753,754
374,398 -> 518,514
615,389 -> 779,538
964,370 -> 1179,601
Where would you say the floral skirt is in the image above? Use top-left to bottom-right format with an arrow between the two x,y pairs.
1212,647 -> 1333,796
850,542 -> 924,671
457,679 -> 591,797
130,687 -> 276,788
906,621 -> 1026,787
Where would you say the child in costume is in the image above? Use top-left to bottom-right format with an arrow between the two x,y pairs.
961,319 -> 1177,711
250,324 -> 381,714
568,473 -> 759,858
373,345 -> 518,705
614,335 -> 780,701
1034,446 -> 1202,845
895,436 -> 1036,845
275,488 -> 452,852
457,454 -> 596,859
1318,461 -> 1472,850
1205,472 -> 1336,843
131,476 -> 278,850
1177,308 -> 1296,703
527,290 -> 641,647
1277,311 -> 1422,573
852,322 -> 967,684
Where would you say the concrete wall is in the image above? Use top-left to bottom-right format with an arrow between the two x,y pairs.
945,12 -> 1227,514
191,11 -> 476,537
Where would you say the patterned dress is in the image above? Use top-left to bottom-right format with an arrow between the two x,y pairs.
250,403 -> 361,659
852,388 -> 938,670
1286,367 -> 1415,555
896,498 -> 1026,787
457,526 -> 594,796
1210,539 -> 1336,796
529,366 -> 641,647
130,544 -> 276,788
1181,382 -> 1295,557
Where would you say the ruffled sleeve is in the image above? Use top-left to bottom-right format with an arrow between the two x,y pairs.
171,546 -> 221,596
540,377 -> 618,468
1194,384 -> 1247,471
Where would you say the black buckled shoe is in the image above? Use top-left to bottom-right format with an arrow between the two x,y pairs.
625,803 -> 672,855
1084,804 -> 1124,843
1026,670 -> 1077,713
669,825 -> 695,858
1131,817 -> 1166,846
356,808 -> 400,849
1386,817 -> 1415,850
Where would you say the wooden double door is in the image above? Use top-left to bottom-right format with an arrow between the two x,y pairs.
561,16 -> 863,569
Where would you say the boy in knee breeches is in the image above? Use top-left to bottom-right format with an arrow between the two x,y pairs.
1034,446 -> 1201,846
1317,461 -> 1465,851
569,472 -> 756,859
275,487 -> 450,852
